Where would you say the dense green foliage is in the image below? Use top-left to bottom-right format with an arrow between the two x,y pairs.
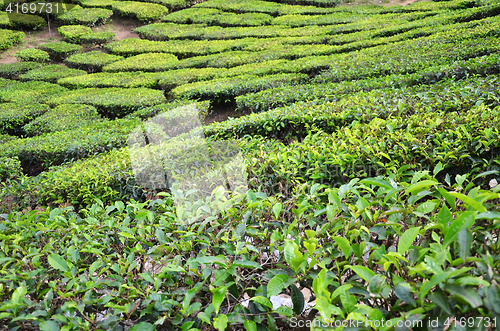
0,28 -> 23,51
14,48 -> 50,63
0,12 -> 46,30
1,0 -> 500,330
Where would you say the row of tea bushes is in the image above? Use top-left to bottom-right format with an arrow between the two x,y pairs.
57,7 -> 113,26
194,0 -> 349,15
126,99 -> 209,120
23,104 -> 104,136
162,7 -> 274,27
19,64 -> 87,83
111,1 -> 169,22
46,87 -> 166,118
0,103 -> 49,135
6,99 -> 499,209
14,48 -> 50,62
0,118 -> 140,172
206,74 -> 500,140
0,28 -> 23,51
102,52 -> 179,72
0,80 -> 67,103
0,61 -> 43,79
135,22 -> 334,41
236,52 -> 500,112
170,73 -> 308,102
58,71 -> 161,89
38,41 -> 83,61
58,25 -> 115,45
64,51 -> 124,72
0,12 -> 46,30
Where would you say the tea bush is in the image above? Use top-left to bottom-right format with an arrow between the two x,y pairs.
111,1 -> 168,22
0,118 -> 140,170
127,99 -> 209,120
23,104 -> 103,136
38,41 -> 83,61
171,73 -> 309,102
102,52 -> 179,72
19,64 -> 87,83
0,102 -> 49,135
64,51 -> 124,72
0,61 -> 43,79
0,80 -> 67,103
0,28 -> 24,51
0,12 -> 46,30
57,7 -> 113,26
77,0 -> 116,9
162,7 -> 273,27
58,71 -> 161,88
46,87 -> 166,117
14,48 -> 50,62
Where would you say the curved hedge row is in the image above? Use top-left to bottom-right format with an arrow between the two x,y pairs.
38,41 -> 83,61
0,103 -> 49,135
171,73 -> 309,102
23,104 -> 103,136
0,61 -> 43,79
46,87 -> 166,118
0,80 -> 68,103
57,7 -> 113,26
58,71 -> 160,89
64,51 -> 124,72
14,48 -> 50,62
162,7 -> 273,27
19,64 -> 87,83
111,1 -> 168,22
0,28 -> 24,51
0,12 -> 46,30
102,52 -> 179,72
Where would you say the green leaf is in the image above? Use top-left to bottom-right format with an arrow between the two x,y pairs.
347,265 -> 375,282
397,227 -> 421,255
182,285 -> 202,315
89,260 -> 102,277
457,228 -> 473,261
267,274 -> 292,297
443,211 -> 475,247
250,296 -> 272,309
129,322 -> 155,331
360,178 -> 393,189
449,192 -> 487,212
274,306 -> 294,317
428,291 -> 452,315
39,321 -> 60,331
476,211 -> 500,220
214,314 -> 228,331
290,284 -> 305,315
436,205 -> 452,236
212,287 -> 227,315
445,284 -> 482,308
232,260 -> 262,269
394,283 -> 416,307
139,273 -> 155,284
243,320 -> 257,331
272,203 -> 283,219
333,237 -> 351,259
406,180 -> 438,195
11,286 -> 27,305
48,254 -> 69,272
421,271 -> 452,299
118,231 -> 135,239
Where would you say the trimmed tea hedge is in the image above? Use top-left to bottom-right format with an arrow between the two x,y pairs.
111,1 -> 168,22
46,87 -> 167,117
19,64 -> 87,83
58,25 -> 115,44
0,102 -> 49,135
0,118 -> 140,171
194,0 -> 336,15
0,133 -> 17,145
23,104 -> 103,136
171,73 -> 309,102
0,12 -> 46,30
162,7 -> 273,27
64,51 -> 124,72
58,71 -> 160,89
0,28 -> 23,51
38,41 -> 83,61
57,7 -> 113,26
0,80 -> 67,103
14,48 -> 50,62
102,52 -> 178,72
78,0 -> 116,9
157,67 -> 226,90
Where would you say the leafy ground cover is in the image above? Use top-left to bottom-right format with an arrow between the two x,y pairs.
1,0 -> 500,330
